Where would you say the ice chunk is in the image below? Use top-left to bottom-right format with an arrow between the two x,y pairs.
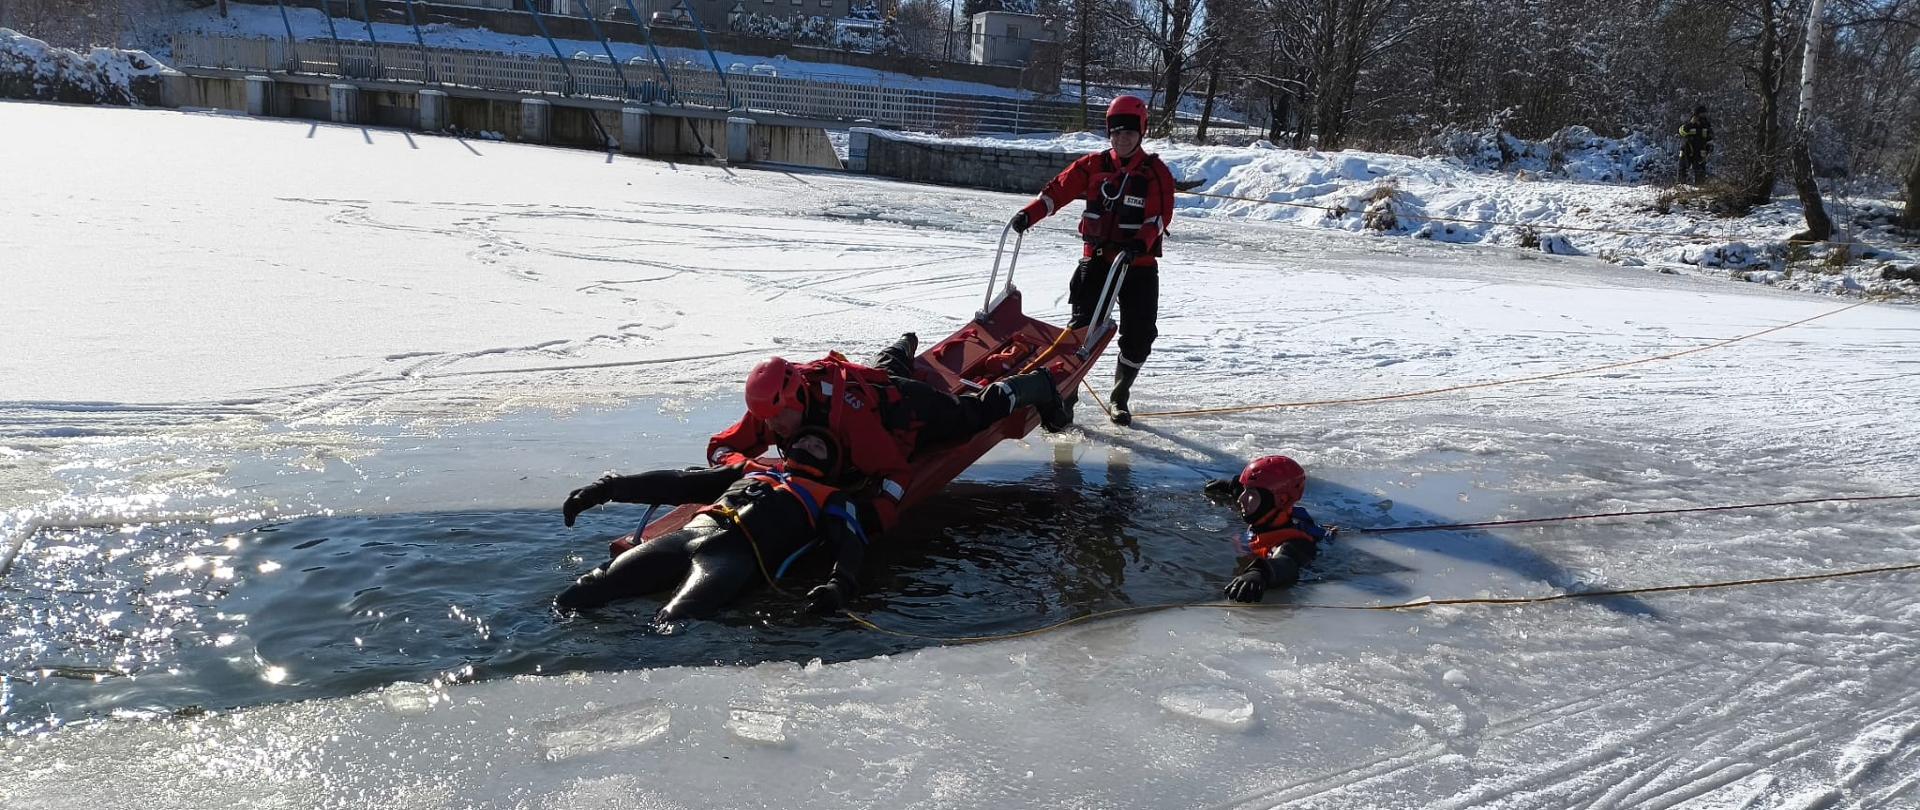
378,682 -> 439,715
1442,669 -> 1470,687
535,701 -> 671,762
1157,686 -> 1255,732
726,708 -> 790,746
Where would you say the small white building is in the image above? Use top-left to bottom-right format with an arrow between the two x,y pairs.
969,11 -> 1044,67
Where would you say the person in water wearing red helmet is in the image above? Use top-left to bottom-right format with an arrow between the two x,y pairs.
559,336 -> 1063,617
1008,94 -> 1178,427
1202,455 -> 1336,602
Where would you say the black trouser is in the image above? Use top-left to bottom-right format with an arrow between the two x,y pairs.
556,471 -> 816,621
1679,148 -> 1708,184
1068,250 -> 1159,371
889,375 -> 1014,447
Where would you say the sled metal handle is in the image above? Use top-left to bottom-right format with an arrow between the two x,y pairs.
1078,251 -> 1132,358
979,221 -> 1023,320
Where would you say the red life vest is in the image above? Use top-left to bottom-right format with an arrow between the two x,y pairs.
1239,526 -> 1317,560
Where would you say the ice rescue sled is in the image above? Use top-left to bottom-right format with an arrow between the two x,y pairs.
611,226 -> 1133,554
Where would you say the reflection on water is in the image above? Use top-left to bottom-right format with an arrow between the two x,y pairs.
1,455 -> 1242,736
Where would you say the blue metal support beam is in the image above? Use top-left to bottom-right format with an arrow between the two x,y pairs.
352,0 -> 385,78
400,0 -> 434,83
519,0 -> 615,148
573,2 -> 635,99
677,2 -> 735,108
318,0 -> 345,73
271,0 -> 298,71
617,0 -> 685,105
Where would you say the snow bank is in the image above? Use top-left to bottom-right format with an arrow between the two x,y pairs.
0,28 -> 174,106
916,129 -> 1918,299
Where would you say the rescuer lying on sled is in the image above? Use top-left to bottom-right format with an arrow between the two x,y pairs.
703,333 -> 1065,534
556,335 -> 1066,620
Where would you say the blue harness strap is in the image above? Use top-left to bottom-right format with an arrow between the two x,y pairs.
742,469 -> 834,580
744,470 -> 824,523
823,503 -> 870,547
738,470 -> 872,579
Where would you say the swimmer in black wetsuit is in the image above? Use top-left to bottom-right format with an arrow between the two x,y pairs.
556,428 -> 866,621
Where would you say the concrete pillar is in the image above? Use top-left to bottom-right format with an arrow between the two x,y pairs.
848,126 -> 881,173
328,83 -> 359,124
726,116 -> 755,164
520,98 -> 551,144
418,88 -> 448,132
620,107 -> 651,155
245,75 -> 272,117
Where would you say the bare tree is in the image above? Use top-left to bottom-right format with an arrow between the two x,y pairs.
1098,0 -> 1207,134
1905,146 -> 1920,228
1788,0 -> 1834,241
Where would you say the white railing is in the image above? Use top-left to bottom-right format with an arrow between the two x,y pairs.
169,32 -> 1096,136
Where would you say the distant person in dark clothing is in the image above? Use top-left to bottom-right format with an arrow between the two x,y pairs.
1678,105 -> 1714,185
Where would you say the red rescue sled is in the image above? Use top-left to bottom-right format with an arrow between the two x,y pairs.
611,226 -> 1134,553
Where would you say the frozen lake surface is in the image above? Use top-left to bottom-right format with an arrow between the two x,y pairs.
4,103 -> 1920,808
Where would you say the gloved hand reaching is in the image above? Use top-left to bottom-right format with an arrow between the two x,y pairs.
1202,477 -> 1242,505
562,478 -> 614,527
805,575 -> 855,614
1224,563 -> 1270,603
1010,211 -> 1031,233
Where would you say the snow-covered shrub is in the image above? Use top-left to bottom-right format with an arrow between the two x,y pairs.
1537,233 -> 1579,255
1361,182 -> 1401,232
1881,263 -> 1920,282
1683,241 -> 1781,271
1414,221 -> 1480,242
730,12 -> 905,53
1427,123 -> 1663,185
1651,181 -> 1756,218
1,28 -> 172,105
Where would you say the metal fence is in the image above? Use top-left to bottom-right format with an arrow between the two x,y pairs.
170,32 -> 1098,135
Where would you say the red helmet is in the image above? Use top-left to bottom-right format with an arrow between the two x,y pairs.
1237,455 -> 1306,526
744,357 -> 807,419
1105,95 -> 1147,134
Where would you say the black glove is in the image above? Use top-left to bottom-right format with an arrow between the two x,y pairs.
1225,563 -> 1270,603
805,576 -> 854,614
562,479 -> 613,527
1202,477 -> 1242,505
1010,211 -> 1031,233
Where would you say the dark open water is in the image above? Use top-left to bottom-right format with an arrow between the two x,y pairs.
1,459 -> 1242,736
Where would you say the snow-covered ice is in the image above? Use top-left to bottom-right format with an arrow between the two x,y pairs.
4,101 -> 1920,808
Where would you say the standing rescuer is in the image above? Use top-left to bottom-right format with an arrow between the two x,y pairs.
1009,94 -> 1176,427
1678,105 -> 1714,185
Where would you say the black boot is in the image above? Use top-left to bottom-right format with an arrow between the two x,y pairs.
992,369 -> 1071,432
1109,363 -> 1140,426
873,332 -> 918,378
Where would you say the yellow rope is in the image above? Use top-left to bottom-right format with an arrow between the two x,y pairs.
1178,188 -> 1883,248
708,503 -> 797,598
838,560 -> 1920,644
1134,301 -> 1863,419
